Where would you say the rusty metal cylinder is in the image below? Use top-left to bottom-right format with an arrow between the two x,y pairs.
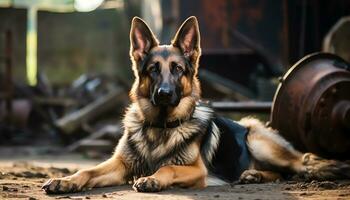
270,53 -> 350,160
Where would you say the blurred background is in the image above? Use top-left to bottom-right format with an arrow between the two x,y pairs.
0,0 -> 350,158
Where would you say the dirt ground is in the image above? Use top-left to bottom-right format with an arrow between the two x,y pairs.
1,147 -> 350,200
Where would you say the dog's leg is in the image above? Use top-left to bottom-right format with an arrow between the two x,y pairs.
298,153 -> 350,181
133,156 -> 207,192
239,169 -> 282,183
239,117 -> 350,182
42,155 -> 127,194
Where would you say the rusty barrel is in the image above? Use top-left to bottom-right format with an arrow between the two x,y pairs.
270,53 -> 350,160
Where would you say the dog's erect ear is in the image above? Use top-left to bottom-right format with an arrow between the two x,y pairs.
172,16 -> 201,63
130,17 -> 159,62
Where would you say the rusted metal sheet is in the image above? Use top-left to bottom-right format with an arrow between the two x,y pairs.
178,0 -> 284,58
270,53 -> 350,160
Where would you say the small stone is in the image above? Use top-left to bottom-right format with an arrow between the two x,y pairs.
286,180 -> 297,184
28,197 -> 37,200
85,197 -> 91,199
300,184 -> 307,189
55,196 -> 71,199
318,181 -> 337,190
214,194 -> 220,198
3,186 -> 9,191
102,194 -> 107,198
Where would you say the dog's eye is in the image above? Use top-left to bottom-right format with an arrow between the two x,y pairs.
148,63 -> 159,73
172,62 -> 183,74
176,65 -> 183,73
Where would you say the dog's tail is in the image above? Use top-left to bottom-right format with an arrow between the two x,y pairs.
238,117 -> 350,181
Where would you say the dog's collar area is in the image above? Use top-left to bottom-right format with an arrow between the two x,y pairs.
143,119 -> 186,129
141,101 -> 211,129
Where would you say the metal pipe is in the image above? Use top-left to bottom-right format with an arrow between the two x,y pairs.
210,101 -> 272,113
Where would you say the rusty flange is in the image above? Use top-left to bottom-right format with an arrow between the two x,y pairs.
270,52 -> 350,160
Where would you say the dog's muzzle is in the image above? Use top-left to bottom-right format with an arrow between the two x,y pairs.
152,83 -> 180,106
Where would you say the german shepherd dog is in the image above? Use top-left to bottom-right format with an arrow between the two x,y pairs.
42,16 -> 350,194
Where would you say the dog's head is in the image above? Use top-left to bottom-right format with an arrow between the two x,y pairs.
129,16 -> 201,111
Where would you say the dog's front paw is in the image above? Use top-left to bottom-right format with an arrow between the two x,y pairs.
133,177 -> 162,192
42,178 -> 80,194
239,170 -> 262,184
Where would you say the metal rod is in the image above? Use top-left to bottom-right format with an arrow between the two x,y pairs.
210,101 -> 272,113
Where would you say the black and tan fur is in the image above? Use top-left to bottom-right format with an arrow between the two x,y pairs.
42,16 -> 350,194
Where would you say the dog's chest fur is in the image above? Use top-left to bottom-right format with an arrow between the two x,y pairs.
116,103 -> 218,179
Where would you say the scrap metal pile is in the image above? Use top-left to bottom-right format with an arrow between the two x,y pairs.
0,69 -> 128,155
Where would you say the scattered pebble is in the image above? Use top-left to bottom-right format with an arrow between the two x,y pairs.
9,171 -> 47,178
318,181 -> 337,190
0,172 -> 6,179
299,192 -> 315,196
2,186 -> 18,192
299,192 -> 308,196
284,187 -> 291,191
49,167 -> 70,174
56,196 -> 71,199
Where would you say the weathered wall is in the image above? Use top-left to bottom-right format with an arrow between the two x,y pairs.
38,9 -> 131,84
0,8 -> 132,85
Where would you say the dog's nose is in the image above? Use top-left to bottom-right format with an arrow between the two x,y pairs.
158,87 -> 172,97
